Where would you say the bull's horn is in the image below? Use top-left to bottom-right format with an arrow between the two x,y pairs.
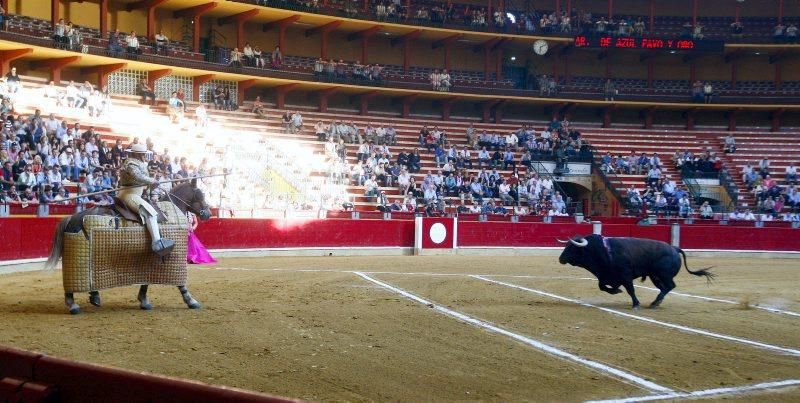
569,237 -> 589,247
556,238 -> 570,244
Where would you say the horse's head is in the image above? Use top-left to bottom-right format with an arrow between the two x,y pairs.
169,179 -> 212,221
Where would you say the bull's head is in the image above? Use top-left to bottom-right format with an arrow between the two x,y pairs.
557,235 -> 591,267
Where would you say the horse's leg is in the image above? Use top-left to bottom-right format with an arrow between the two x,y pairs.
178,286 -> 201,309
89,291 -> 102,307
137,285 -> 153,310
65,293 -> 80,315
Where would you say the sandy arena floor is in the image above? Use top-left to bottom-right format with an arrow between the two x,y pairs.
0,255 -> 799,401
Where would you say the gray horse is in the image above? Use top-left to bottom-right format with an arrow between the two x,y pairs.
45,180 -> 212,314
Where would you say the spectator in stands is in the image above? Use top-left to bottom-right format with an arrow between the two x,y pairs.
691,80 -> 703,103
703,82 -> 714,103
253,46 -> 265,68
271,46 -> 283,69
724,134 -> 736,154
692,22 -> 704,40
291,111 -> 303,134
137,79 -> 156,105
52,18 -> 68,49
786,163 -> 797,184
773,22 -> 786,43
212,86 -> 224,110
154,30 -> 169,55
244,96 -> 263,119
194,103 -> 209,127
440,70 -> 452,92
787,24 -> 798,44
167,91 -> 184,123
107,28 -> 123,57
243,43 -> 255,66
603,79 -> 617,101
125,30 -> 140,59
229,47 -> 243,68
730,21 -> 744,41
222,87 -> 232,110
5,67 -> 20,94
0,5 -> 5,31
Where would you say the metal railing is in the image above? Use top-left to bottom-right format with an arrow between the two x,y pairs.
588,144 -> 635,214
680,167 -> 735,213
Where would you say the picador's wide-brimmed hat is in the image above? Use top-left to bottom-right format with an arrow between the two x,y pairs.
127,144 -> 150,154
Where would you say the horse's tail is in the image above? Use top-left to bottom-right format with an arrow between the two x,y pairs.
676,247 -> 715,283
44,217 -> 70,272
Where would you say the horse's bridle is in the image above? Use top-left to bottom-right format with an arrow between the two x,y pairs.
166,189 -> 202,216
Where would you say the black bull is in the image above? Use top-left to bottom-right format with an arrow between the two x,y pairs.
558,235 -> 714,309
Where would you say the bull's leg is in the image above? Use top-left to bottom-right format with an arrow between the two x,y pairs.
65,293 -> 80,315
178,286 -> 202,309
137,285 -> 153,310
89,291 -> 102,307
649,277 -> 676,308
622,281 -> 640,309
599,283 -> 622,294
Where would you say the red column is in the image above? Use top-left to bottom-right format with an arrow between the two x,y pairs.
100,0 -> 109,37
362,0 -> 368,12
321,30 -> 331,59
30,56 -> 81,84
401,96 -> 416,118
147,5 -> 157,40
691,0 -> 697,26
775,62 -> 782,90
495,49 -> 503,81
219,9 -> 259,50
147,69 -> 172,92
777,0 -> 784,23
647,57 -> 654,88
487,0 -> 493,32
444,42 -> 452,70
174,3 -> 218,53
555,0 -> 560,14
483,47 -> 491,80
0,49 -> 33,76
734,2 -> 741,23
85,63 -> 126,90
731,60 -> 738,90
602,107 -> 612,128
192,74 -> 214,102
481,101 -> 494,123
273,84 -> 298,109
237,79 -> 256,106
607,0 -> 613,18
403,40 -> 411,73
552,51 -> 559,82
441,100 -> 452,120
728,110 -> 738,132
644,108 -> 654,129
317,87 -> 340,112
563,54 -> 571,85
689,61 -> 696,84
604,56 -> 610,79
685,109 -> 696,130
771,109 -> 784,132
405,0 -> 410,20
362,37 -> 369,64
649,0 -> 655,34
51,0 -> 59,26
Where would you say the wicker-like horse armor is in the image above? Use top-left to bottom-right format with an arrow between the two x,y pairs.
62,202 -> 189,293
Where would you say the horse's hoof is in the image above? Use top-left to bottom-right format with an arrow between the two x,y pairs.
69,306 -> 81,315
187,300 -> 202,309
632,305 -> 640,311
89,294 -> 101,307
140,303 -> 153,310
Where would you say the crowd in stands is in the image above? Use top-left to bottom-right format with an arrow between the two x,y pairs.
312,59 -> 383,83
229,44 -> 283,69
741,157 -> 800,218
300,114 -> 593,216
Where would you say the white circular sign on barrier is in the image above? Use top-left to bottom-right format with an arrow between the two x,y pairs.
429,223 -> 447,244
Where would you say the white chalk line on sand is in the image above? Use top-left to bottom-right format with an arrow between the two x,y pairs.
353,271 -> 673,394
199,267 -> 800,317
630,284 -> 800,318
587,378 -> 800,403
473,276 -> 800,357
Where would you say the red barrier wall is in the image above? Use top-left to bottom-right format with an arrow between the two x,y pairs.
0,217 -> 798,261
194,218 -> 415,249
457,222 -> 593,247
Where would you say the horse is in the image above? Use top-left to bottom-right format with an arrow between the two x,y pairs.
44,180 -> 213,314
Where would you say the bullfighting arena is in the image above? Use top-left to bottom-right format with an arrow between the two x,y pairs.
1,255 -> 799,401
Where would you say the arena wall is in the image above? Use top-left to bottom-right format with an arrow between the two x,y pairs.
2,218 -> 798,263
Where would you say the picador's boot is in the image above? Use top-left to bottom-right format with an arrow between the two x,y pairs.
141,207 -> 174,257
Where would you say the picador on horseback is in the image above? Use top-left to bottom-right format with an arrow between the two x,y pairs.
119,143 -> 175,256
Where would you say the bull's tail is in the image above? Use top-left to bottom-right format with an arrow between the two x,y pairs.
44,217 -> 69,272
676,247 -> 715,283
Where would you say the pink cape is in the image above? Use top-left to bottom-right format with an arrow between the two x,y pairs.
187,231 -> 217,264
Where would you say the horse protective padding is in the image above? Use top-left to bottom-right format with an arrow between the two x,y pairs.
62,202 -> 189,293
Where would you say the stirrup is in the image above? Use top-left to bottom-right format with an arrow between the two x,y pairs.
152,239 -> 175,257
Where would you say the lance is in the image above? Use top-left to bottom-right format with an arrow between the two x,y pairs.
53,173 -> 228,204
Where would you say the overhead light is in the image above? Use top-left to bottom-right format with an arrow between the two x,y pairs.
670,50 -> 676,54
754,51 -> 761,55
506,12 -> 516,24
510,56 -> 516,61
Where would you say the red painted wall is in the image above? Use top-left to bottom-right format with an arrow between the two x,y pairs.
194,218 -> 415,249
0,218 -> 798,262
